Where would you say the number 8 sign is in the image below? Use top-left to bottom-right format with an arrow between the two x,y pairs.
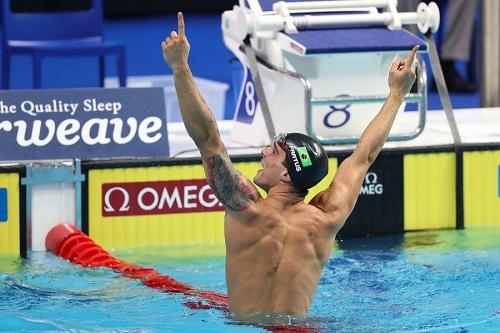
236,69 -> 259,124
244,81 -> 256,117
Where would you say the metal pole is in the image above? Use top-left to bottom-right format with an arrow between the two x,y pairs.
480,0 -> 500,107
274,0 -> 391,11
258,11 -> 424,30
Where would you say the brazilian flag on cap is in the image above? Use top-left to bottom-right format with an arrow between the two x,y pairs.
297,147 -> 312,167
282,132 -> 328,190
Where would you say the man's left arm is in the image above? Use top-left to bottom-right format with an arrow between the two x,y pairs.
310,46 -> 418,233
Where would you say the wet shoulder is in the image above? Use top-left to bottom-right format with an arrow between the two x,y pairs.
225,196 -> 278,224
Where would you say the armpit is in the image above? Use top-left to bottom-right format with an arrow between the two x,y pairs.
205,153 -> 260,211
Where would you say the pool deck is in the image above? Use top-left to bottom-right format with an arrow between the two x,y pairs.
167,107 -> 500,157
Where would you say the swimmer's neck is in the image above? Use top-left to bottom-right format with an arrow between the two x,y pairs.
265,183 -> 305,205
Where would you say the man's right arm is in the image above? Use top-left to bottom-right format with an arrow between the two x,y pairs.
162,12 -> 219,157
171,64 -> 221,156
310,46 -> 418,233
162,13 -> 261,213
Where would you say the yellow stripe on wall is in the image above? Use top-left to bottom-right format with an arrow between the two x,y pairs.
89,164 -> 225,250
404,153 -> 456,230
88,158 -> 338,250
0,173 -> 20,255
464,150 -> 500,226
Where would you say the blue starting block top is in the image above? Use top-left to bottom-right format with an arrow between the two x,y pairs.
245,0 -> 427,54
287,27 -> 427,54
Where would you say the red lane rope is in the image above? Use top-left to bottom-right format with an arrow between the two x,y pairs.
45,223 -> 228,311
45,224 -> 320,333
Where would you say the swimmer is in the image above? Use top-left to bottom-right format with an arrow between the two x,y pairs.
162,12 -> 417,320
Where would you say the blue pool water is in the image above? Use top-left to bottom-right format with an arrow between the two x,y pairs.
0,226 -> 499,333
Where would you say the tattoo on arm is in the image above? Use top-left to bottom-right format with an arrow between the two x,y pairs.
205,153 -> 259,211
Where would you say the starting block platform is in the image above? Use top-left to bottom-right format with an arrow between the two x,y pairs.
222,0 -> 441,145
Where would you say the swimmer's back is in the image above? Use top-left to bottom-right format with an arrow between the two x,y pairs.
224,196 -> 336,317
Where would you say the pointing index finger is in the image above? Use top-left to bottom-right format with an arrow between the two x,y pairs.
406,45 -> 419,66
178,12 -> 185,36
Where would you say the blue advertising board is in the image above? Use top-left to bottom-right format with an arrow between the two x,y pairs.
0,88 -> 169,161
0,188 -> 6,222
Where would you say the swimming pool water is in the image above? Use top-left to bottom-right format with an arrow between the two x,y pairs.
0,226 -> 499,333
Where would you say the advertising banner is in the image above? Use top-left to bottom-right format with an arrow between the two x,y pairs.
339,154 -> 404,237
102,179 -> 224,217
86,163 -> 232,249
0,87 -> 169,161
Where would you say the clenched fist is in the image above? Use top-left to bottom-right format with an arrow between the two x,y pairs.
161,12 -> 190,72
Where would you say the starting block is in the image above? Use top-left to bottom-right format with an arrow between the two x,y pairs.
222,0 -> 440,145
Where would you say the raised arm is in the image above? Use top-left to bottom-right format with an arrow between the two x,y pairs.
161,13 -> 260,212
311,46 -> 418,232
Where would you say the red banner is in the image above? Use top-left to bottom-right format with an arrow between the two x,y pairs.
102,179 -> 224,216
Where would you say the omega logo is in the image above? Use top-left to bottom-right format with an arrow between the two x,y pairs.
102,180 -> 224,217
360,172 -> 383,195
104,186 -> 130,212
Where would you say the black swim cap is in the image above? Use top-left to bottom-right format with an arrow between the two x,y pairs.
276,133 -> 328,191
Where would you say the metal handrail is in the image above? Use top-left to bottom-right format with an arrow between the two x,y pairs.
247,50 -> 427,145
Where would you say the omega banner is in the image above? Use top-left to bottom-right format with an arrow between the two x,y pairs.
0,88 -> 169,160
85,163 -> 242,249
338,154 -> 404,237
102,179 -> 224,216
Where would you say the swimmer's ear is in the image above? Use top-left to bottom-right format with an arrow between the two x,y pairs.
280,169 -> 291,184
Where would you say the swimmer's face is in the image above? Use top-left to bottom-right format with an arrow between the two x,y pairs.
254,140 -> 289,192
